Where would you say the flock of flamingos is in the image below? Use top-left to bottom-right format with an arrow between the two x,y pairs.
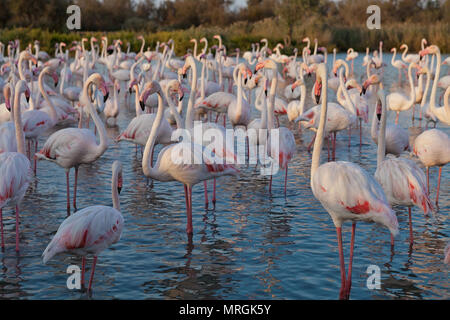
0,35 -> 449,299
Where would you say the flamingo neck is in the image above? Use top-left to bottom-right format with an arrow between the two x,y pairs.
165,84 -> 183,129
407,63 -> 416,107
311,65 -> 328,182
185,58 -> 198,130
377,93 -> 387,168
13,84 -> 26,155
267,72 -> 277,130
134,85 -> 142,116
83,79 -> 107,157
420,69 -> 431,107
142,90 -> 166,179
112,167 -> 120,211
39,71 -> 57,124
429,49 -> 441,111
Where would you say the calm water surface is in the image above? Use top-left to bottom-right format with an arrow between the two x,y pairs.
0,53 -> 448,299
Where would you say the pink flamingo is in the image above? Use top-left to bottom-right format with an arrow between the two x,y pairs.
374,85 -> 433,244
256,59 -> 296,195
42,160 -> 124,292
309,63 -> 399,300
141,81 -> 239,236
36,73 -> 109,214
413,128 -> 450,209
0,80 -> 32,251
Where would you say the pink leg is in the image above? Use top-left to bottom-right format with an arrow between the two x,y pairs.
34,140 -> 38,175
346,223 -> 356,299
327,134 -> 331,161
426,167 -> 430,196
276,116 -> 280,128
336,227 -> 347,300
215,113 -> 219,123
269,175 -> 272,193
307,134 -> 316,153
203,181 -> 209,209
408,207 -> 414,245
87,256 -> 98,291
73,167 -> 79,211
348,127 -> 351,148
187,186 -> 193,234
212,178 -> 216,205
436,166 -> 442,208
284,165 -> 288,195
0,208 -> 4,249
66,170 -> 71,215
15,205 -> 20,252
395,112 -> 399,125
81,257 -> 86,287
223,114 -> 226,128
359,119 -> 362,146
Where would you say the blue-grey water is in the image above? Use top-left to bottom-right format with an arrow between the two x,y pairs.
0,53 -> 448,299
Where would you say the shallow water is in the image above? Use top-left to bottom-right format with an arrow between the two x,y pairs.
0,53 -> 448,300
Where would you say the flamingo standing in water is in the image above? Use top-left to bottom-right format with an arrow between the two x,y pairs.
42,160 -> 124,292
413,129 -> 450,209
387,62 -> 417,124
374,85 -> 433,244
0,80 -> 32,251
256,59 -> 296,195
36,73 -> 109,214
308,63 -> 398,300
141,81 -> 239,236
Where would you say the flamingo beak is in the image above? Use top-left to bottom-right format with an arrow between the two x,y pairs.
314,81 -> 322,104
25,90 -> 30,103
101,83 -> 109,102
5,97 -> 11,111
117,175 -> 123,194
376,99 -> 382,121
361,80 -> 370,95
52,73 -> 59,87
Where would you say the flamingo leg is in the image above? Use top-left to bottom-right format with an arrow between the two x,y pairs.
0,208 -> 4,249
87,256 -> 97,291
348,127 -> 351,148
203,181 -> 209,209
223,114 -> 226,128
34,140 -> 38,175
346,222 -> 356,299
66,169 -> 71,215
307,133 -> 316,153
73,166 -> 79,212
395,112 -> 399,125
81,256 -> 86,287
215,113 -> 219,123
426,167 -> 430,196
15,205 -> 20,252
408,207 -> 414,245
276,116 -> 280,128
436,166 -> 442,208
359,119 -> 362,146
332,132 -> 337,161
284,165 -> 288,195
212,178 -> 216,206
336,227 -> 347,300
187,186 -> 193,234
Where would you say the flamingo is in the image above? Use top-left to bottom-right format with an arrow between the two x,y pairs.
36,73 -> 109,214
413,129 -> 450,209
419,45 -> 450,125
387,62 -> 417,124
308,63 -> 398,300
141,81 -> 239,236
42,160 -> 124,292
391,48 -> 408,82
345,48 -> 358,75
103,79 -> 120,126
256,59 -> 296,194
400,44 -> 420,64
374,86 -> 432,244
0,80 -> 32,251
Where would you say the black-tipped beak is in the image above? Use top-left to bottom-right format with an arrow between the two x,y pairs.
376,113 -> 381,121
103,92 -> 109,103
118,89 -> 120,95
244,77 -> 248,85
26,95 -> 30,103
179,95 -> 184,102
182,73 -> 187,79
315,94 -> 320,104
334,72 -> 337,77
118,186 -> 122,194
264,89 -> 268,97
54,81 -> 58,88
128,87 -> 132,94
361,87 -> 367,95
140,100 -> 145,111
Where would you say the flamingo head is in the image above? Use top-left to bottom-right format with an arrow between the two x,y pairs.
302,37 -> 309,43
400,44 -> 407,50
3,84 -> 11,111
140,81 -> 161,111
390,48 -> 395,53
291,78 -> 304,92
255,59 -> 276,73
128,78 -> 138,94
314,79 -> 322,104
376,95 -> 382,121
361,74 -> 380,95
137,35 -> 144,41
169,80 -> 184,102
